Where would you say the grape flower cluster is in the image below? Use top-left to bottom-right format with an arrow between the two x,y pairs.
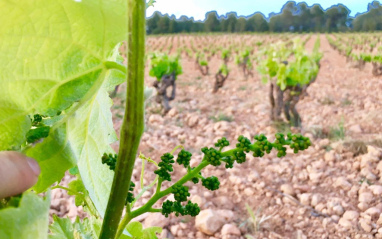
103,133 -> 311,220
101,153 -> 136,204
101,153 -> 117,171
154,153 -> 175,181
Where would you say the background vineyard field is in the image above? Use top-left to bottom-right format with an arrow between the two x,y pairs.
53,33 -> 382,238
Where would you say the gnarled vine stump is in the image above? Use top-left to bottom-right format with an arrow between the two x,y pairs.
195,58 -> 209,75
153,72 -> 176,114
372,62 -> 382,76
213,70 -> 229,93
268,69 -> 318,127
238,57 -> 254,79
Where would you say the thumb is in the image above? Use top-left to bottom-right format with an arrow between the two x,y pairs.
0,151 -> 41,199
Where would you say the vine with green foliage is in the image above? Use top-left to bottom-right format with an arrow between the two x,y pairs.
257,37 -> 322,126
235,49 -> 254,79
214,49 -> 231,93
195,52 -> 209,76
149,53 -> 183,114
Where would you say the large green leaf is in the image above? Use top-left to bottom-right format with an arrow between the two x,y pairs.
0,0 -> 127,150
0,0 -> 129,218
28,85 -> 118,217
0,192 -> 50,239
67,89 -> 117,217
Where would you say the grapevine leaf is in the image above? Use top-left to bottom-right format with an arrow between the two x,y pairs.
104,43 -> 126,92
49,215 -> 102,239
49,216 -> 75,239
142,226 -> 162,239
68,178 -> 87,207
0,192 -> 50,239
25,125 -> 77,193
121,221 -> 162,239
0,0 -> 127,150
66,89 -> 117,217
0,104 -> 31,150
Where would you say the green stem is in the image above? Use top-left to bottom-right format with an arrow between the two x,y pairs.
51,185 -> 80,196
131,176 -> 158,208
170,145 -> 184,154
147,208 -> 162,213
140,159 -> 145,189
116,161 -> 209,237
114,136 -> 300,237
99,0 -> 146,238
104,61 -> 127,74
156,178 -> 163,193
51,185 -> 98,217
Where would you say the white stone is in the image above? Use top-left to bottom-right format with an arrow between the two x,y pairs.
170,225 -> 180,236
191,195 -> 206,208
358,202 -> 369,211
338,218 -> 353,229
359,192 -> 373,204
324,151 -> 336,162
342,210 -> 359,221
377,214 -> 382,225
364,207 -> 381,218
144,214 -> 168,228
332,205 -> 345,216
221,224 -> 241,236
167,108 -> 178,117
187,115 -> 199,127
359,219 -> 372,232
280,184 -> 295,196
299,193 -> 311,206
148,114 -> 164,125
311,194 -> 322,207
244,188 -> 255,196
334,177 -> 352,190
370,185 -> 382,195
195,209 -> 225,235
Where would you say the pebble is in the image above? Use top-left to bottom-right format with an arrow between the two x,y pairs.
332,205 -> 344,216
359,218 -> 372,232
280,184 -> 295,196
342,210 -> 359,221
144,214 -> 168,228
369,185 -> 382,195
338,218 -> 353,229
334,177 -> 352,190
221,224 -> 241,236
311,194 -> 322,207
364,207 -> 381,219
244,188 -> 255,196
299,193 -> 311,206
195,209 -> 225,235
359,192 -> 373,204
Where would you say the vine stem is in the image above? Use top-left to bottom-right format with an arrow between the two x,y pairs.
99,0 -> 146,238
115,160 -> 209,237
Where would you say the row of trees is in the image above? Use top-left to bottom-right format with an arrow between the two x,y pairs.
147,1 -> 382,34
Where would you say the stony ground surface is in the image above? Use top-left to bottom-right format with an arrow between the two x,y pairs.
52,34 -> 382,239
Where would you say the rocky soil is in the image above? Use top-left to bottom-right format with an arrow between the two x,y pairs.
52,34 -> 382,239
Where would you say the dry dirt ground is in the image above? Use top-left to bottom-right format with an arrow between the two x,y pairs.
52,34 -> 382,239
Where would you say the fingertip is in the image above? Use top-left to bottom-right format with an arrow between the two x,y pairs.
27,157 -> 41,176
0,152 -> 40,198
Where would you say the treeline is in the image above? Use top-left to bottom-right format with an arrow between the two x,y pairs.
147,1 -> 382,34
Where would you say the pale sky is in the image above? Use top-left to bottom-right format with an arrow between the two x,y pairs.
147,0 -> 370,20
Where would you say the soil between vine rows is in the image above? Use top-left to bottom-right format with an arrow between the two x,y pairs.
51,35 -> 382,239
